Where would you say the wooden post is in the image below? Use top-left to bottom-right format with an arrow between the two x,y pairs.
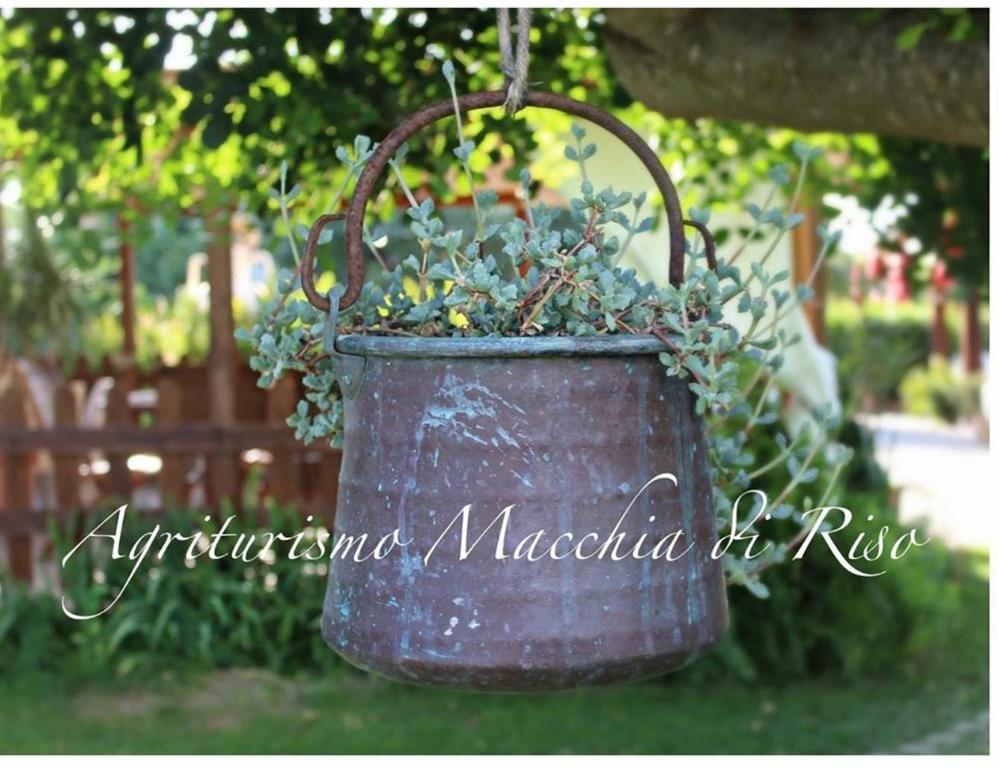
206,206 -> 239,507
791,206 -> 826,344
961,285 -> 982,374
266,376 -> 300,506
99,353 -> 115,380
117,212 -> 138,392
931,289 -> 950,359
156,377 -> 187,506
0,368 -> 33,582
104,379 -> 132,502
52,381 -> 83,512
0,189 -> 6,268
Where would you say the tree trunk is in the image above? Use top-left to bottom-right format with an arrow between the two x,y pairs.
603,9 -> 987,147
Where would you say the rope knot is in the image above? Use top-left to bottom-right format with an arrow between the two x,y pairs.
497,8 -> 532,114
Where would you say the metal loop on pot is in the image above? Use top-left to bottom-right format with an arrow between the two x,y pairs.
683,219 -> 718,273
322,284 -> 345,355
304,91 -> 714,312
301,212 -> 346,314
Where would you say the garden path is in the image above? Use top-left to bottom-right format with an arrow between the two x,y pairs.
861,412 -> 988,549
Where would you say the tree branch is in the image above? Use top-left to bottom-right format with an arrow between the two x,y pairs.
603,9 -> 987,147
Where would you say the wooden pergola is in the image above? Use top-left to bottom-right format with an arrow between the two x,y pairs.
116,198 -> 241,504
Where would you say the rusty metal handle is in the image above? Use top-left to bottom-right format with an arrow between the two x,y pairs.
305,90 -> 709,312
301,213 -> 346,313
683,219 -> 718,273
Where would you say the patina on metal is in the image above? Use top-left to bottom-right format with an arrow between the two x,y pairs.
301,90 -> 727,691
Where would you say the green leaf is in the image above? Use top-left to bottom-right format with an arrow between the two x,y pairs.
768,165 -> 791,185
791,140 -> 822,163
896,22 -> 927,51
689,207 -> 710,225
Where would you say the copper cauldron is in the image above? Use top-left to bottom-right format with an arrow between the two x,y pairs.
302,91 -> 728,691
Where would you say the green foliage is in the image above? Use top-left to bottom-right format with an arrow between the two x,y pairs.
0,506 -> 335,680
692,415 -> 972,682
892,9 -> 986,51
718,488 -> 969,681
4,7 -> 971,368
1,6 -> 983,335
134,215 -> 207,299
0,205 -> 78,357
0,8 -> 611,213
0,7 -> 900,232
0,200 -> 217,369
859,138 -> 988,293
826,300 -> 935,410
0,437 -> 976,687
7,206 -> 271,371
899,357 -> 982,424
0,575 -> 69,676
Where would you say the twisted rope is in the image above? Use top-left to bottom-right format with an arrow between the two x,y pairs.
497,8 -> 532,114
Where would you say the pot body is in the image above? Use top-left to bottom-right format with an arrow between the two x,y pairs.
321,336 -> 727,691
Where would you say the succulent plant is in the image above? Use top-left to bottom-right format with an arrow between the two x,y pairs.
238,62 -> 851,596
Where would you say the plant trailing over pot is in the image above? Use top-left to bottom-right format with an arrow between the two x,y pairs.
239,55 -> 851,690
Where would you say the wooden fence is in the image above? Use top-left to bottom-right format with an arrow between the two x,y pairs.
0,358 -> 340,583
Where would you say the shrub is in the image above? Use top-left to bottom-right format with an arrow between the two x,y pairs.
0,452 -> 977,686
826,301 -> 933,410
690,417 -> 972,682
899,357 -> 982,423
713,487 -> 960,682
0,505 -> 337,680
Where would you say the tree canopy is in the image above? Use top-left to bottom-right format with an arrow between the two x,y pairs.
0,9 -> 616,213
0,7 -> 987,299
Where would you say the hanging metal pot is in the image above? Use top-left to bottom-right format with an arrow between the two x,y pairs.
301,91 -> 727,692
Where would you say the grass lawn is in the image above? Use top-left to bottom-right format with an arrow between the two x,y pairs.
0,650 -> 987,754
1,550 -> 988,755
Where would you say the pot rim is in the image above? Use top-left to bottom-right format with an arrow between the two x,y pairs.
336,333 -> 671,359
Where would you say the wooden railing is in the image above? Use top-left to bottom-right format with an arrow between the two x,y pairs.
0,360 -> 340,583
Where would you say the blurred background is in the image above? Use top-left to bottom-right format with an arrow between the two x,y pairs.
0,8 -> 989,755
